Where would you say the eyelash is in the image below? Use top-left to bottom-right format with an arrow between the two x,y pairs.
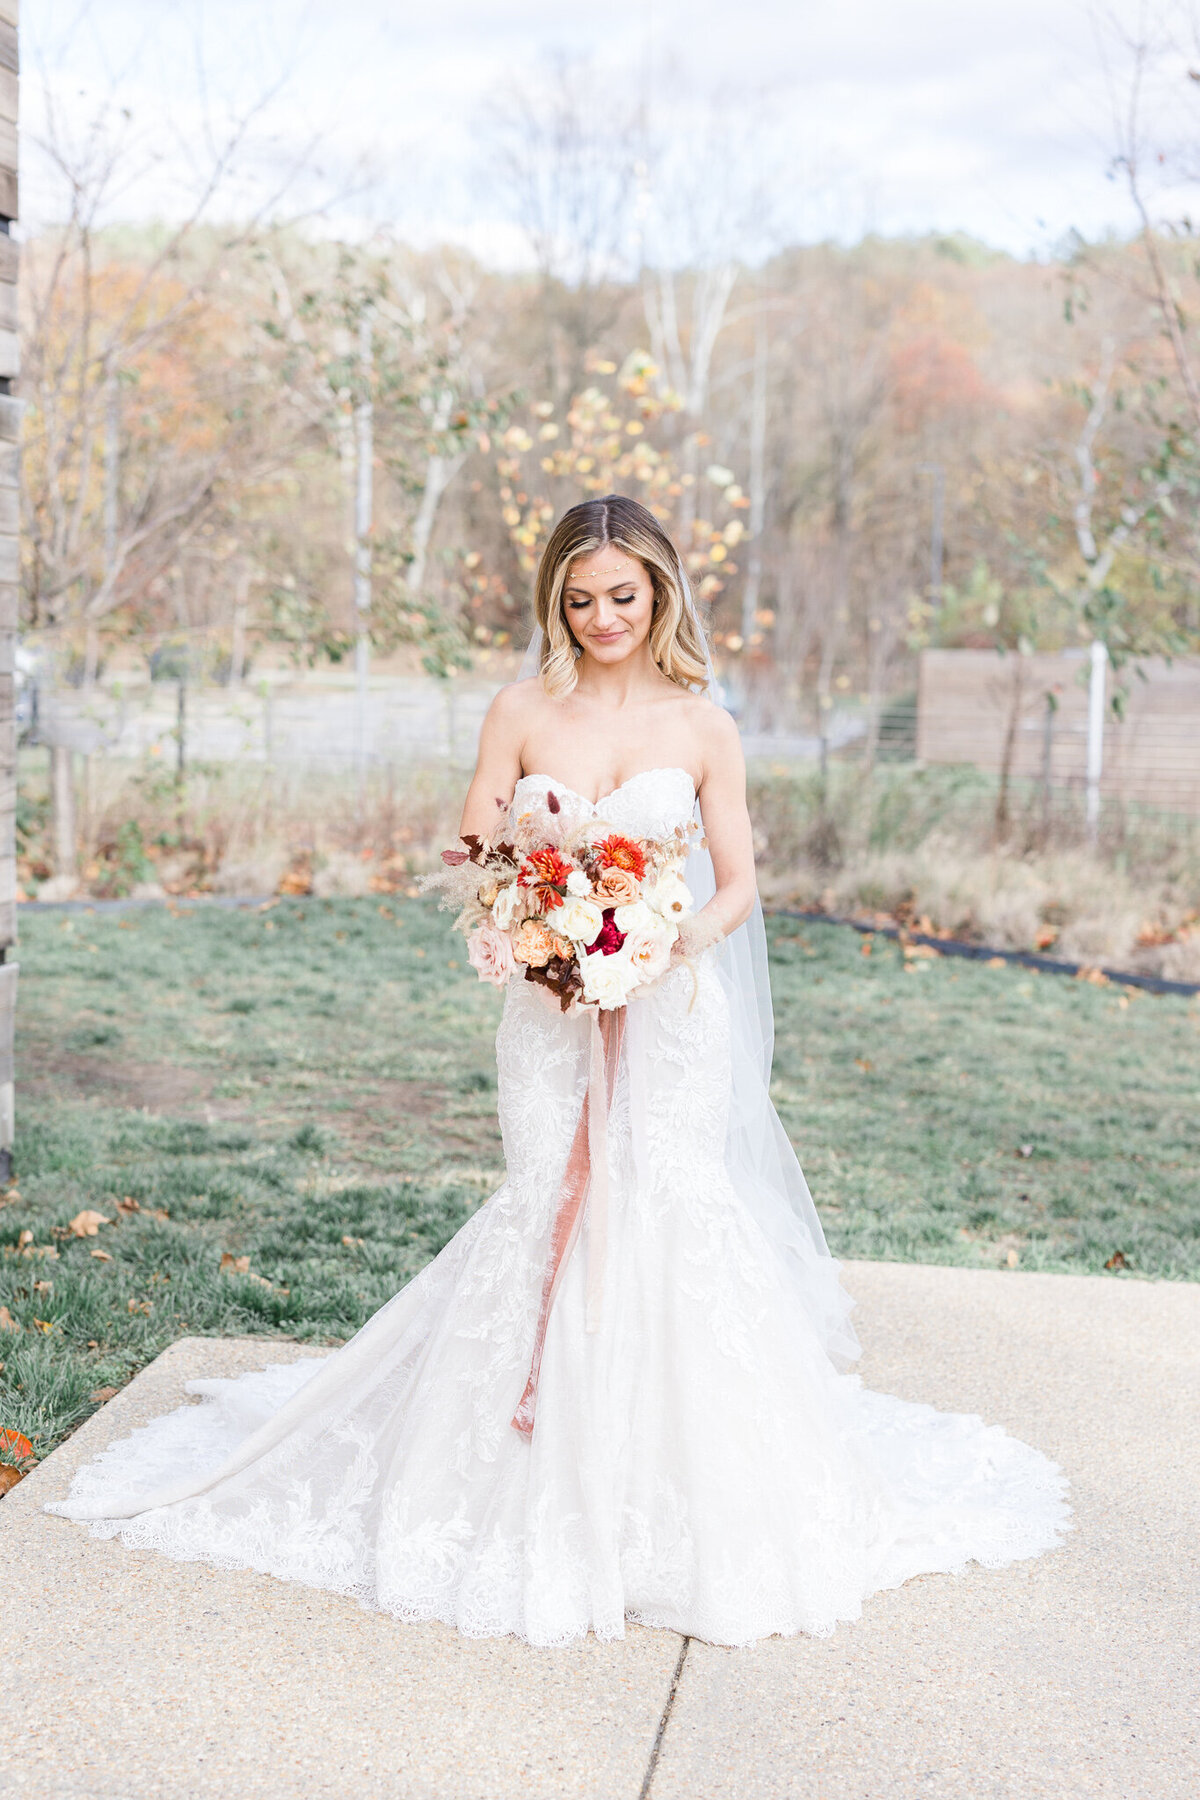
568,593 -> 635,610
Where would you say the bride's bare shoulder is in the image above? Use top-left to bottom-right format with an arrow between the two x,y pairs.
679,692 -> 742,781
484,677 -> 555,735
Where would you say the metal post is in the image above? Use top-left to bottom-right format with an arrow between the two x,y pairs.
176,674 -> 187,787
353,308 -> 374,807
1085,639 -> 1107,843
50,744 -> 77,880
917,463 -> 944,610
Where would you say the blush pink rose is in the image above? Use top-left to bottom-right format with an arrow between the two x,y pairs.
466,921 -> 516,988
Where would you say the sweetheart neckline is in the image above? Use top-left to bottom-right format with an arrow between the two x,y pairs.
514,766 -> 698,811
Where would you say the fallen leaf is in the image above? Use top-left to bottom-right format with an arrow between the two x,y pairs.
0,1466 -> 22,1496
341,1235 -> 364,1248
1075,966 -> 1110,988
32,1318 -> 54,1334
116,1197 -> 141,1214
854,1057 -> 873,1073
1105,1250 -> 1130,1271
89,1387 -> 119,1404
32,1280 -> 53,1295
1005,1249 -> 1020,1268
126,1298 -> 152,1315
0,1309 -> 19,1333
220,1253 -> 251,1275
0,1428 -> 32,1460
91,1248 -> 113,1262
17,1229 -> 32,1247
986,955 -> 1007,969
69,1210 -> 112,1238
860,936 -> 873,957
151,1209 -> 170,1222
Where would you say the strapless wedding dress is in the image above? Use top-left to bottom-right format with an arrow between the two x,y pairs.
47,768 -> 1070,1646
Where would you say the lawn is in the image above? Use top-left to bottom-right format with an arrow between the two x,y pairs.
2,898 -> 1198,1468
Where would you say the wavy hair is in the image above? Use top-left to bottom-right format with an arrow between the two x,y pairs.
533,495 -> 710,697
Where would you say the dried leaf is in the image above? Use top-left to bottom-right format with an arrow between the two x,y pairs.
0,1307 -> 20,1334
89,1387 -> 119,1404
91,1248 -> 113,1262
116,1197 -> 141,1214
854,1057 -> 873,1073
341,1235 -> 364,1248
0,1428 -> 32,1461
16,1228 -> 33,1248
0,1465 -> 22,1496
32,1318 -> 54,1334
126,1298 -> 152,1315
1005,1249 -> 1020,1269
69,1210 -> 112,1238
1105,1250 -> 1130,1271
219,1253 -> 251,1275
441,849 -> 469,866
32,1280 -> 53,1295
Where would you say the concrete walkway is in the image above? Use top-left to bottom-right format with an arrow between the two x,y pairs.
4,1260 -> 1197,1800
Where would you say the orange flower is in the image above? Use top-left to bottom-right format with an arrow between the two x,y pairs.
512,918 -> 558,968
518,845 -> 572,911
596,834 -> 647,880
597,866 -> 639,905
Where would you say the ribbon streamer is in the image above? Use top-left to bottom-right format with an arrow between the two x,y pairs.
511,1004 -> 625,1438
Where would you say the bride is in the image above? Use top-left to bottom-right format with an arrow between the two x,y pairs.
47,495 -> 1070,1647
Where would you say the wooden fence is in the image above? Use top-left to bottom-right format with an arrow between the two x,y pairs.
916,648 -> 1200,816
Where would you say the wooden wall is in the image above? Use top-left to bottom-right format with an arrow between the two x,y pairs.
0,0 -> 15,1177
916,648 -> 1200,816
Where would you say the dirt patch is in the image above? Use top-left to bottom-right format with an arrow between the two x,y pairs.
24,1057 -> 213,1113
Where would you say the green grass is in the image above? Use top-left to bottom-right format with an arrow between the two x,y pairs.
3,899 -> 1198,1466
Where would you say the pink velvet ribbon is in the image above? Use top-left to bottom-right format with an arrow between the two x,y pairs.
511,1004 -> 626,1438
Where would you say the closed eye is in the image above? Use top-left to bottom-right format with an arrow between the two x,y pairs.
567,592 -> 635,609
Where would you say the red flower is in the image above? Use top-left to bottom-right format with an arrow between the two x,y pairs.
587,908 -> 627,957
518,845 -> 572,912
596,833 -> 647,880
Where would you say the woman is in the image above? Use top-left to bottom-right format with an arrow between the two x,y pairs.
48,496 -> 1070,1647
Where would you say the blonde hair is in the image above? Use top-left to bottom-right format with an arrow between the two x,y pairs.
533,495 -> 710,697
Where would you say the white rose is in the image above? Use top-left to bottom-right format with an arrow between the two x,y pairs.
580,947 -> 640,1009
648,872 -> 693,921
493,882 -> 524,931
565,869 -> 591,898
557,895 -> 605,944
624,921 -> 675,987
612,898 -> 654,936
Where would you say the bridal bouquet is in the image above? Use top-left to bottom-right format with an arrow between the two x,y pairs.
428,792 -> 696,1012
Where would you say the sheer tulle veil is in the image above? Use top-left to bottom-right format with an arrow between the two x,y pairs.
517,565 -> 861,1370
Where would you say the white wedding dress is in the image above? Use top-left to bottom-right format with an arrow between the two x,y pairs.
48,769 -> 1070,1647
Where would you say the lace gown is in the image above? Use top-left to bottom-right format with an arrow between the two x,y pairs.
47,769 -> 1070,1647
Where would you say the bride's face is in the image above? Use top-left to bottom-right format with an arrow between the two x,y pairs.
563,546 -> 656,668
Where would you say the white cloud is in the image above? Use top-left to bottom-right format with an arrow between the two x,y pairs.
20,0 -> 1196,258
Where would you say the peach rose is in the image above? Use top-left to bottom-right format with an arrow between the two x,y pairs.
597,865 -> 639,905
466,921 -> 516,988
512,918 -> 557,968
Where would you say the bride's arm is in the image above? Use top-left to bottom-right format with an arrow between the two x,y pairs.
459,686 -> 526,840
686,706 -> 757,949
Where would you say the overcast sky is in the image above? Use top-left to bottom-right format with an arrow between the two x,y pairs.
22,0 -> 1200,262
